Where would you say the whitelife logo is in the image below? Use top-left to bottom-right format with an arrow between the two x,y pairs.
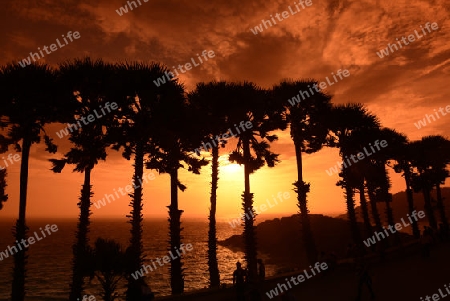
414,104 -> 450,129
228,192 -> 291,228
0,153 -> 21,170
287,69 -> 350,106
362,210 -> 425,247
131,243 -> 194,279
376,22 -> 439,58
250,0 -> 313,35
325,140 -> 388,176
18,31 -> 80,68
115,0 -> 149,16
266,261 -> 328,299
0,224 -> 59,261
194,121 -> 253,156
55,102 -> 118,139
153,50 -> 215,87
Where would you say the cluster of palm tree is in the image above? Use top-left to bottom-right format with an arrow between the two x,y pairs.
0,57 -> 449,301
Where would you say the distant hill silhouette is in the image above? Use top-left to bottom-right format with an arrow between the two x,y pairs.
219,214 -> 413,272
336,187 -> 450,231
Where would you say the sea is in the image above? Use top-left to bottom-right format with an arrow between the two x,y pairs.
0,218 -> 278,300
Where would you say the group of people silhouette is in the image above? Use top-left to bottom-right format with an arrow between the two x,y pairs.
233,259 -> 268,301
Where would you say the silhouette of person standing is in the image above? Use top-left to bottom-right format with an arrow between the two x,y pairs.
421,226 -> 434,257
140,280 -> 155,301
257,259 -> 265,282
355,260 -> 375,300
233,261 -> 247,301
281,291 -> 298,301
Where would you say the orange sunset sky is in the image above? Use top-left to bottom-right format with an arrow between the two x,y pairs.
0,0 -> 449,220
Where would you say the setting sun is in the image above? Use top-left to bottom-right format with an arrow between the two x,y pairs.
219,159 -> 243,175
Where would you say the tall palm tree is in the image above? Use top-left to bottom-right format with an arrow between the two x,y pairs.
109,61 -> 185,300
0,127 -> 9,210
409,138 -> 439,230
51,58 -> 114,301
227,82 -> 285,283
272,79 -> 331,263
188,81 -> 236,288
332,125 -> 376,240
411,136 -> 450,231
0,169 -> 8,210
0,62 -> 60,301
327,103 -> 381,245
146,87 -> 208,294
420,136 -> 450,232
386,133 -> 421,238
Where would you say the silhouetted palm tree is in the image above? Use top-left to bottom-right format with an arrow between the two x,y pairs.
188,81 -> 236,287
409,138 -> 439,230
0,169 -> 7,210
0,130 -> 9,210
109,61 -> 181,300
411,136 -> 450,231
420,136 -> 450,232
0,62 -> 59,301
84,238 -> 127,301
227,82 -> 285,282
386,132 -> 420,238
51,58 -> 114,301
272,79 -> 331,263
333,127 -> 375,240
146,85 -> 208,294
327,103 -> 380,245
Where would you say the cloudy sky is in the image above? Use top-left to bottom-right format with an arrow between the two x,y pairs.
0,0 -> 449,220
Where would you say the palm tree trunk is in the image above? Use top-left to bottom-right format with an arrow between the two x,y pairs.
207,146 -> 220,287
422,186 -> 437,230
384,194 -> 400,245
384,197 -> 395,226
435,183 -> 449,231
126,142 -> 145,301
169,168 -> 184,294
367,186 -> 383,233
367,186 -> 390,251
293,141 -> 317,263
404,169 -> 420,238
104,274 -> 114,301
69,167 -> 92,301
342,169 -> 361,245
358,183 -> 372,238
11,136 -> 31,301
242,138 -> 257,283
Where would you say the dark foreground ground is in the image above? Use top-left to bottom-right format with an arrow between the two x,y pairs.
157,241 -> 450,301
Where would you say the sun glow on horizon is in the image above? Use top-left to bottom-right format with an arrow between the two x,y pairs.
218,155 -> 243,175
